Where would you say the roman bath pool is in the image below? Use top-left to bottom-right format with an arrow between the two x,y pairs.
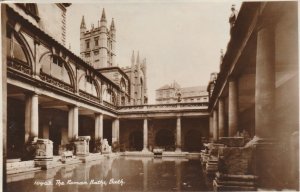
7,156 -> 211,192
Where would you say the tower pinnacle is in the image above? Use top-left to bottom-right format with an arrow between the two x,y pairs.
101,8 -> 107,22
136,51 -> 140,66
80,15 -> 86,29
131,50 -> 135,66
110,18 -> 115,30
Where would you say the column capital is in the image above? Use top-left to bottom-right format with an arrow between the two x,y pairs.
176,114 -> 182,118
24,91 -> 40,97
94,112 -> 103,116
67,104 -> 78,109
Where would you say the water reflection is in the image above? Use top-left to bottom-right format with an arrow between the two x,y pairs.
7,156 -> 208,192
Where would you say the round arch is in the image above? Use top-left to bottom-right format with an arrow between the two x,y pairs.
39,53 -> 76,88
8,28 -> 34,69
78,73 -> 100,98
103,87 -> 117,105
128,130 -> 143,151
184,129 -> 202,152
155,129 -> 175,151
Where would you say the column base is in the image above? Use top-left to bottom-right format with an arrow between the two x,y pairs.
175,148 -> 182,152
142,148 -> 151,153
244,136 -> 281,189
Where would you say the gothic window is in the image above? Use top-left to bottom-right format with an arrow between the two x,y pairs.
94,37 -> 99,46
121,96 -> 125,106
94,50 -> 99,55
86,40 -> 90,49
103,88 -> 116,104
120,78 -> 126,92
85,75 -> 93,84
52,55 -> 63,67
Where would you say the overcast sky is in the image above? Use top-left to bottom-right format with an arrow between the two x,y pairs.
65,0 -> 242,103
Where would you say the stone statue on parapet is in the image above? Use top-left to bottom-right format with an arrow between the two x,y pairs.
229,4 -> 238,36
176,91 -> 182,102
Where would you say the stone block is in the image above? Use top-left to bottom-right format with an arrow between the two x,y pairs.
218,147 -> 253,175
35,139 -> 53,159
74,136 -> 90,157
219,137 -> 245,147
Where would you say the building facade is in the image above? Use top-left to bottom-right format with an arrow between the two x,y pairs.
156,81 -> 208,104
3,3 -> 209,163
207,1 -> 298,189
2,2 -> 298,190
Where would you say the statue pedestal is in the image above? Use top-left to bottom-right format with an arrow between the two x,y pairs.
74,136 -> 91,162
34,139 -> 53,169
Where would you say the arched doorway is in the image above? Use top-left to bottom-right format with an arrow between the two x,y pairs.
129,131 -> 143,151
184,129 -> 202,152
155,129 -> 175,151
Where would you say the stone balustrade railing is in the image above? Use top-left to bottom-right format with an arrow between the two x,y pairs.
118,102 -> 208,112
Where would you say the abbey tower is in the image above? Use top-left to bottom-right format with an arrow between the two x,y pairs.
80,8 -> 116,69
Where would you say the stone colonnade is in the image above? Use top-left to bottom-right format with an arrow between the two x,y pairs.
24,98 -> 186,152
210,19 -> 276,142
23,97 -> 120,146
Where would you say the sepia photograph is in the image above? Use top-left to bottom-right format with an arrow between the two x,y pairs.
1,0 -> 299,191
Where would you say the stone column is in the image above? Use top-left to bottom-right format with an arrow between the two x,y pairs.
213,109 -> 218,141
218,98 -> 225,138
25,93 -> 39,143
68,105 -> 78,141
209,115 -> 214,141
142,118 -> 149,152
175,116 -> 181,152
112,118 -> 119,144
228,79 -> 238,136
252,22 -> 277,188
95,113 -> 103,140
255,26 -> 275,138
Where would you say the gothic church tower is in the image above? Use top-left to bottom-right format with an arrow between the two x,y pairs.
127,51 -> 148,105
80,8 -> 116,69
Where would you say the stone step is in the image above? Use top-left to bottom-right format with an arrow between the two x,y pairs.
213,180 -> 256,191
7,166 -> 41,175
215,178 -> 256,187
216,172 -> 258,181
